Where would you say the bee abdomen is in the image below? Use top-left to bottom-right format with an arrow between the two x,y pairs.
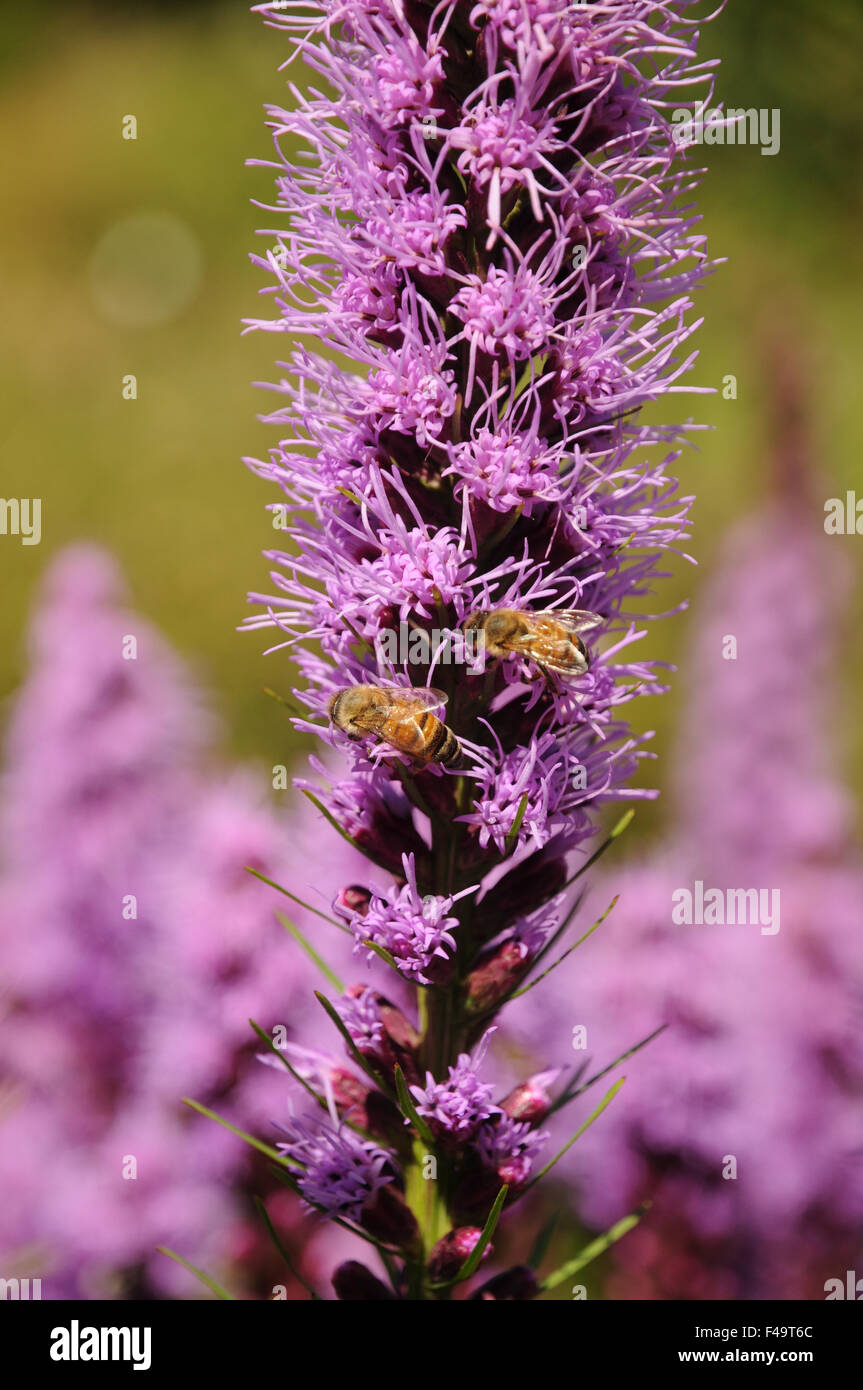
436,726 -> 463,768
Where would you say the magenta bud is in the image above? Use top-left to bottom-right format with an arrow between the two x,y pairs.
464,940 -> 529,1014
334,885 -> 372,919
361,1185 -> 420,1251
332,1261 -> 396,1300
378,997 -> 421,1053
330,1065 -> 372,1114
469,1266 -> 539,1301
428,1226 -> 489,1282
501,1069 -> 560,1124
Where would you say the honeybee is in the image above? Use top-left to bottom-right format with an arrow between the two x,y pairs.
463,608 -> 603,678
328,685 -> 462,767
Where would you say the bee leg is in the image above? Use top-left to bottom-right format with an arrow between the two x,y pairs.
542,667 -> 562,697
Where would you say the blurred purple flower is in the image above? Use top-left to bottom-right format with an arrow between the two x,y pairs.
0,546 -> 369,1298
504,499 -> 863,1298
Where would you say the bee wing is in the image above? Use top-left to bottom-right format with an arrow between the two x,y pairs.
551,609 -> 604,634
400,686 -> 449,713
357,685 -> 449,715
533,655 -> 587,676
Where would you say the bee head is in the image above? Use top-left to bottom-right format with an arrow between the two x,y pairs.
463,610 -> 488,634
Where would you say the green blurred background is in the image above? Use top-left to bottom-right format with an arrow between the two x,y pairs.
1,0 -> 861,833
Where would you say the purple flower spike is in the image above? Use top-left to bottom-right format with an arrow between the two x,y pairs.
244,0 -> 720,1298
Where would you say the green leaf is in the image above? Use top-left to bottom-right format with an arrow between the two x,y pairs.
262,686 -> 304,718
393,1064 -> 435,1147
182,1098 -> 291,1166
314,991 -> 392,1093
452,1185 -> 509,1284
247,1018 -> 328,1111
155,1247 -> 234,1301
275,912 -> 346,988
510,897 -> 618,998
301,790 -> 394,873
563,809 -> 635,891
340,615 -> 377,658
539,1206 -> 648,1293
358,936 -> 401,975
254,1198 -> 320,1299
527,1078 -> 625,1189
245,866 -> 348,934
504,793 -> 530,855
527,1211 -> 559,1271
523,889 -> 586,973
548,1026 -> 666,1117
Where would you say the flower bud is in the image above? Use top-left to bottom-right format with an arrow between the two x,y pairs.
464,940 -> 529,1014
341,985 -> 422,1085
469,1266 -> 539,1301
332,1261 -> 396,1300
427,1226 -> 489,1283
334,885 -> 372,920
378,996 -> 421,1053
360,1184 -> 420,1251
500,1068 -> 560,1124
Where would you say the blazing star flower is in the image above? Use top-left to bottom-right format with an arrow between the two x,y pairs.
410,1032 -> 501,1141
475,1114 -> 549,1188
345,852 -> 474,983
244,0 -> 719,1298
276,1117 -> 396,1221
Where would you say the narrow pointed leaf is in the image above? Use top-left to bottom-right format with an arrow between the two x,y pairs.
526,889 -> 586,972
254,1198 -> 320,1299
527,1078 -> 625,1189
504,794 -> 530,855
563,809 -> 635,890
453,1185 -> 509,1284
245,866 -> 347,933
156,1247 -> 234,1301
510,897 -> 617,998
393,1064 -> 435,1147
358,937 -> 401,974
528,1211 -> 559,1271
548,1026 -> 666,1116
248,1018 -> 328,1111
268,1166 -> 404,1256
275,912 -> 346,988
314,991 -> 393,1094
262,686 -> 304,718
539,1206 -> 648,1293
302,790 -> 394,874
183,1098 -> 291,1166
